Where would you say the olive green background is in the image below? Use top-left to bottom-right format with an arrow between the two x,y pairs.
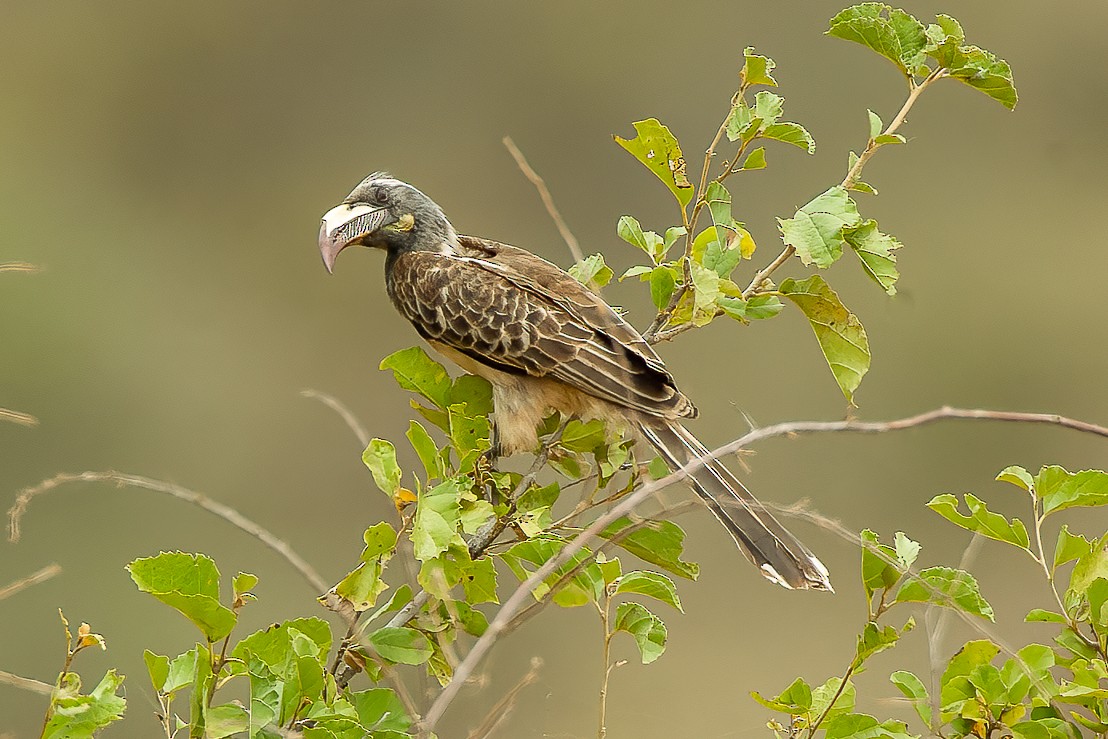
2,2 -> 1106,737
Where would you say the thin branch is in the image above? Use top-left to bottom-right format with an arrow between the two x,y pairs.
502,136 -> 584,264
0,563 -> 62,602
0,669 -> 52,696
0,408 -> 39,427
417,405 -> 1108,735
0,262 -> 41,274
7,471 -> 328,595
301,389 -> 370,449
742,69 -> 944,299
465,657 -> 543,739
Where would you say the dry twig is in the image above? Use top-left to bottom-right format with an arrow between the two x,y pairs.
7,471 -> 328,594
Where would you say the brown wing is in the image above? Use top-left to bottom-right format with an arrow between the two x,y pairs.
386,236 -> 696,420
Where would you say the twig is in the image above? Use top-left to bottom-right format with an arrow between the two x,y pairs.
502,136 -> 584,264
0,408 -> 39,427
0,669 -> 53,695
7,471 -> 328,594
742,69 -> 944,299
301,389 -> 370,448
0,262 -> 40,274
465,657 -> 543,739
0,563 -> 62,602
417,405 -> 1108,734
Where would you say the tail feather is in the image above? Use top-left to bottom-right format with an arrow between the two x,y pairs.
639,421 -> 832,592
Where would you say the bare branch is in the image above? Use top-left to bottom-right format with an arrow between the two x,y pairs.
465,657 -> 543,739
502,136 -> 584,264
417,405 -> 1108,734
0,408 -> 39,427
0,563 -> 62,602
0,262 -> 41,274
0,669 -> 52,696
301,389 -> 370,449
7,471 -> 328,595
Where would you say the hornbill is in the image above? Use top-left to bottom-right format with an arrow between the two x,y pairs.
318,173 -> 832,592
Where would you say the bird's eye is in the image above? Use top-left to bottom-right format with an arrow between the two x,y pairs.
373,188 -> 389,205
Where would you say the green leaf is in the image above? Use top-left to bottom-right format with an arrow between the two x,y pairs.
615,571 -> 683,612
614,118 -> 695,208
827,4 -> 929,79
890,670 -> 932,726
996,465 -> 1035,493
231,618 -> 332,729
407,421 -> 443,481
763,122 -> 816,154
926,493 -> 1031,551
232,572 -> 258,601
418,555 -> 462,600
741,47 -> 778,87
559,418 -> 607,453
613,602 -> 667,664
368,627 -> 433,665
746,294 -> 783,319
205,703 -> 249,738
753,676 -> 812,715
649,266 -> 678,311
127,552 -> 238,641
460,556 -> 499,605
600,517 -> 699,580
725,100 -> 759,143
1025,608 -> 1066,624
616,215 -> 668,264
143,650 -> 169,693
824,712 -> 914,739
1036,466 -> 1108,515
411,477 -> 465,561
779,187 -> 862,268
742,147 -> 767,170
690,262 -> 722,316
894,532 -> 920,569
351,688 -> 412,732
854,621 -> 901,668
43,670 -> 127,739
569,253 -> 614,291
874,133 -> 905,145
939,44 -> 1017,110
1066,533 -> 1108,604
500,535 -> 604,607
779,274 -> 871,404
753,91 -> 784,127
843,220 -> 902,295
1054,525 -> 1092,571
447,402 -> 491,471
334,522 -> 398,611
811,677 -> 857,723
362,439 -> 402,497
895,566 -> 994,621
379,346 -> 451,409
446,373 -> 494,416
941,640 -> 1000,712
164,648 -> 198,694
860,529 -> 900,607
867,110 -> 883,139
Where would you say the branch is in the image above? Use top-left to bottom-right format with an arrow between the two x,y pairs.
0,408 -> 39,427
503,136 -> 584,264
7,471 -> 328,594
301,388 -> 369,448
0,563 -> 62,602
0,669 -> 52,696
417,405 -> 1108,735
0,262 -> 40,274
742,70 -> 943,299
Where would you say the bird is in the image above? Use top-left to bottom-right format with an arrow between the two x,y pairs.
318,172 -> 832,591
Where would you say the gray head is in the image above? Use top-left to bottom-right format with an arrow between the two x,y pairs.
318,173 -> 458,273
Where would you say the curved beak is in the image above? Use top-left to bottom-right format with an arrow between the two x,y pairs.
318,203 -> 391,274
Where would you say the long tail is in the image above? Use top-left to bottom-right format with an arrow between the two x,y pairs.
639,421 -> 833,592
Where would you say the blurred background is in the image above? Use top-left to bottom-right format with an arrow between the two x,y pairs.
2,2 -> 1107,736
